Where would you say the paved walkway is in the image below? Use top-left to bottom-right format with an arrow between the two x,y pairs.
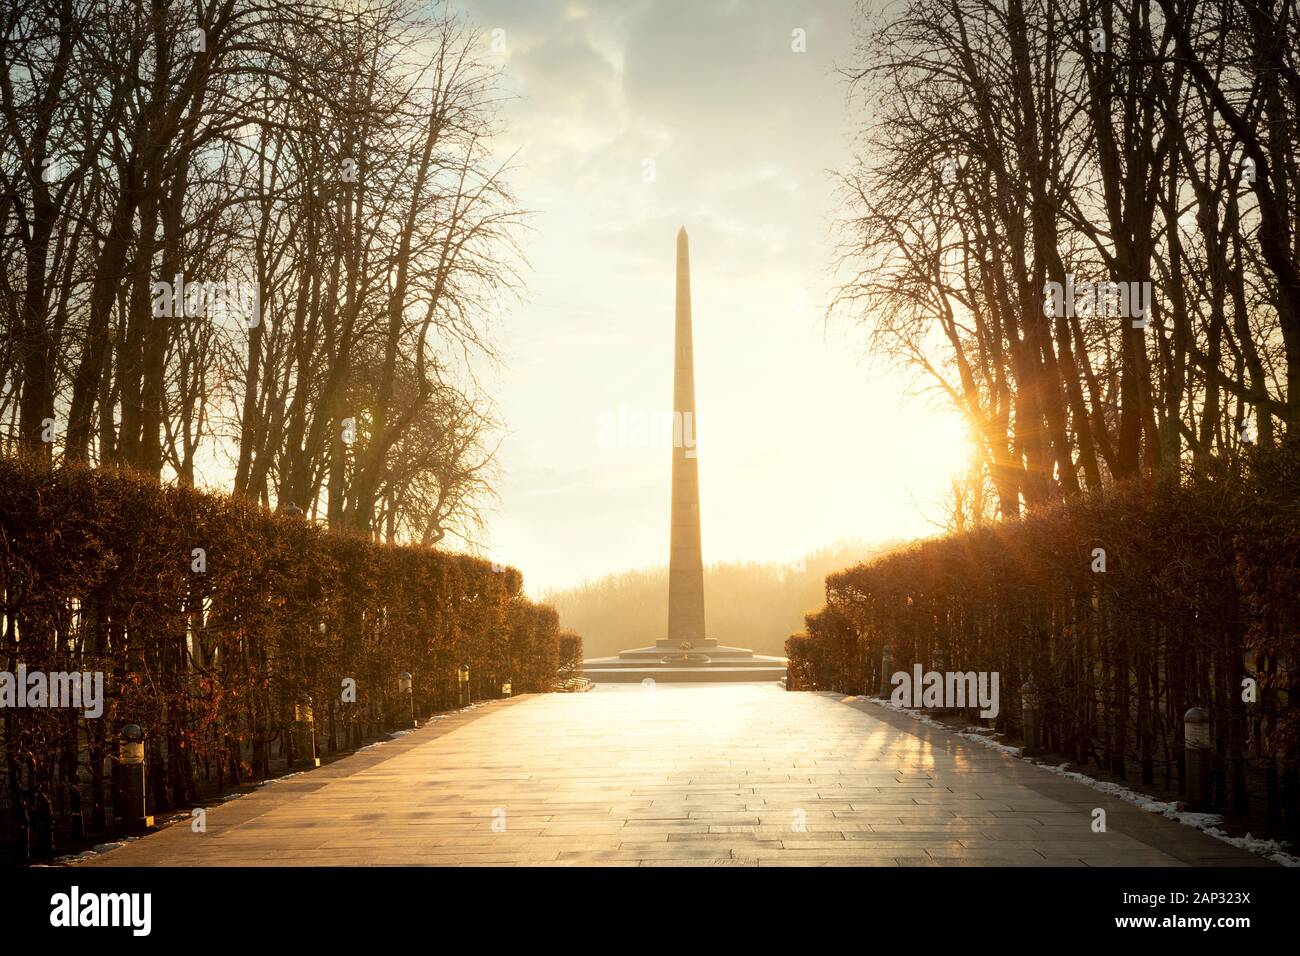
80,684 -> 1269,867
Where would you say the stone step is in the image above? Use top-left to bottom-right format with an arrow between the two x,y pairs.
613,646 -> 769,660
580,662 -> 788,683
582,657 -> 786,669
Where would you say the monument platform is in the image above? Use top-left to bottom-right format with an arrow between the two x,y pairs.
581,640 -> 787,683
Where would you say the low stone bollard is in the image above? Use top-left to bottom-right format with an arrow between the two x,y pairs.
457,664 -> 471,708
1184,706 -> 1213,810
293,695 -> 320,768
1020,681 -> 1040,757
397,672 -> 416,729
113,724 -> 154,832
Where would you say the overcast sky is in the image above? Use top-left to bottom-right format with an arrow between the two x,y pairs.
448,0 -> 972,595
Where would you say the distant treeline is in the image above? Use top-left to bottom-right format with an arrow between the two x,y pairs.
0,458 -> 576,863
788,449 -> 1300,843
547,542 -> 900,659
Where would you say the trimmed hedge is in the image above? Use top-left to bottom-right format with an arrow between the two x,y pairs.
556,629 -> 583,678
787,448 -> 1299,839
0,458 -> 578,860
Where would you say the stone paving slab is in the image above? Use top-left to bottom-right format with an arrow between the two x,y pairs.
78,684 -> 1272,867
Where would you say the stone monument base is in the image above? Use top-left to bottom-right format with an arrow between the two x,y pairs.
581,641 -> 787,683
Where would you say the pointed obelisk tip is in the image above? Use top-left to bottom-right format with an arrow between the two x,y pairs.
677,225 -> 688,242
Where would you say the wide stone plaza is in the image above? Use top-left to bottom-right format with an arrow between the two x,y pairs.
79,684 -> 1267,867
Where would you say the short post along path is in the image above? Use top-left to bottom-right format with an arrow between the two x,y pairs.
80,684 -> 1266,866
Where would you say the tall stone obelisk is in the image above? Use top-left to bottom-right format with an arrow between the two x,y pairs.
578,227 -> 784,678
664,227 -> 709,647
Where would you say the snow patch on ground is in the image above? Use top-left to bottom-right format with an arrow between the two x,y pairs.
257,770 -> 308,786
1037,763 -> 1300,867
93,840 -> 130,852
356,728 -> 419,753
53,839 -> 132,864
955,727 -> 1024,758
852,694 -> 1299,867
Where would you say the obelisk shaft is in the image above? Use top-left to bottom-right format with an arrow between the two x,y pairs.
665,227 -> 706,646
